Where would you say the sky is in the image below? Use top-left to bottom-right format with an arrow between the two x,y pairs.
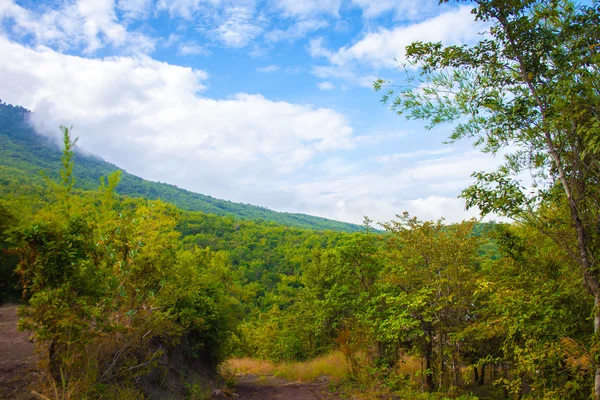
0,0 -> 498,225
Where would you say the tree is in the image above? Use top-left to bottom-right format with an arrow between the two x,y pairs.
14,127 -> 239,397
375,0 -> 600,395
475,223 -> 592,397
377,215 -> 482,391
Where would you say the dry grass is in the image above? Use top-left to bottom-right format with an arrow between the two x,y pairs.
273,352 -> 348,382
224,351 -> 349,383
396,355 -> 424,386
224,358 -> 277,375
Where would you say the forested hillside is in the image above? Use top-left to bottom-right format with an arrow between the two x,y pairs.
0,102 -> 363,232
1,1 -> 599,399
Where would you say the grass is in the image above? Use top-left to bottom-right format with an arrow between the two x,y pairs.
224,351 -> 349,383
224,358 -> 277,375
273,352 -> 348,382
224,354 -> 484,399
395,356 -> 426,388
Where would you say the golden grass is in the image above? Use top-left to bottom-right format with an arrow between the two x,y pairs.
225,358 -> 277,375
224,351 -> 349,383
273,352 -> 348,382
396,356 -> 422,376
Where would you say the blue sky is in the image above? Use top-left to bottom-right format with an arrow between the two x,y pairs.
0,0 -> 497,224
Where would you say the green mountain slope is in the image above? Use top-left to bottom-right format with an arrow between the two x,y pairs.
0,102 -> 363,232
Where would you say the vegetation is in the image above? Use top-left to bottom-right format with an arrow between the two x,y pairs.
0,102 -> 363,233
5,128 -> 239,398
227,352 -> 348,383
375,0 -> 600,397
0,125 -> 354,397
0,0 -> 598,399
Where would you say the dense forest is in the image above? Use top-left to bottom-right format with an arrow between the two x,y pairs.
1,0 -> 599,399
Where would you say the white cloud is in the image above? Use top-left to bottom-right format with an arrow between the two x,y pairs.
0,37 -> 356,209
311,64 -> 377,88
311,6 -> 484,69
273,0 -> 441,22
308,37 -> 333,58
163,33 -> 180,47
404,196 -> 480,223
117,0 -> 153,20
0,0 -> 154,53
156,0 -> 215,20
273,0 -> 342,18
317,81 -> 335,91
373,148 -> 454,163
353,131 -> 408,144
257,65 -> 280,72
155,0 -> 264,48
286,150 -> 498,224
265,19 -> 329,42
177,41 -> 210,56
350,0 -> 440,20
210,2 -> 263,48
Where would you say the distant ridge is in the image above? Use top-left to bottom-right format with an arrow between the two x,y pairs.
0,102 -> 363,232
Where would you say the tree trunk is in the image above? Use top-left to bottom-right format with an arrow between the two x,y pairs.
425,339 -> 434,391
453,343 -> 460,386
421,357 -> 425,390
478,363 -> 486,386
596,295 -> 600,399
440,334 -> 445,390
503,364 -> 509,399
474,366 -> 480,385
568,199 -> 600,399
545,129 -> 600,398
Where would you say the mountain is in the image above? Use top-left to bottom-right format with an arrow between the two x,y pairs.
0,102 -> 363,232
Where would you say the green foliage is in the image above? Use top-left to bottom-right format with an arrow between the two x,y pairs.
11,130 -> 238,398
375,0 -> 600,396
242,212 -> 595,398
375,0 -> 600,229
376,215 -> 483,390
469,223 -> 592,398
2,116 -> 594,399
0,102 -> 363,232
0,199 -> 23,301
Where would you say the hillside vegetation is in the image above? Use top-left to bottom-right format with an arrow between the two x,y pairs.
0,102 -> 363,233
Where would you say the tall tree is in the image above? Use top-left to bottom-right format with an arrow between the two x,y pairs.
377,215 -> 482,391
375,0 -> 600,395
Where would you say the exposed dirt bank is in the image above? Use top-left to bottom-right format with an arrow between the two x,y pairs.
0,303 -> 36,400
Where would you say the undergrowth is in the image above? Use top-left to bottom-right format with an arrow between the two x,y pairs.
224,351 -> 348,382
225,353 -> 482,400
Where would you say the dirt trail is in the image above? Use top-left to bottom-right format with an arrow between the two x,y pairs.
0,303 -> 36,400
233,375 -> 343,400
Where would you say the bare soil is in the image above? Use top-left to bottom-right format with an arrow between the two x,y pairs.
0,303 -> 36,400
233,375 -> 343,400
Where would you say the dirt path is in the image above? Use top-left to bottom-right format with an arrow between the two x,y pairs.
233,375 -> 344,400
0,303 -> 36,400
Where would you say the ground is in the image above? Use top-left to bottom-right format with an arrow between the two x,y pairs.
233,375 -> 343,400
0,303 -> 36,400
